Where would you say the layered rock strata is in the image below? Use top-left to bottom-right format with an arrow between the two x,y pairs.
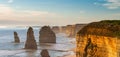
76,20 -> 120,57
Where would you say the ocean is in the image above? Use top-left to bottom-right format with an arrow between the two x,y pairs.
0,26 -> 76,57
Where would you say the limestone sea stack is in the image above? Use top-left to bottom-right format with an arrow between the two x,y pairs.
14,31 -> 20,43
41,49 -> 50,57
60,26 -> 66,33
52,26 -> 60,33
25,27 -> 37,49
76,20 -> 119,57
39,26 -> 56,43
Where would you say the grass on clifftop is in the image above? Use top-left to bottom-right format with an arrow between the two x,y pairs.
77,20 -> 120,38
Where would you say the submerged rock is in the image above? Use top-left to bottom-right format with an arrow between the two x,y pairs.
14,31 -> 20,43
76,20 -> 119,57
41,49 -> 50,57
25,27 -> 37,49
39,26 -> 56,43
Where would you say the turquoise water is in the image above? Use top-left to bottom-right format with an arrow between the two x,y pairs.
0,27 -> 76,57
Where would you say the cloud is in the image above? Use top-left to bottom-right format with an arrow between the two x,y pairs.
0,4 -> 62,26
94,0 -> 120,9
0,4 -> 59,19
0,4 -> 13,15
79,11 -> 85,14
8,0 -> 13,3
103,0 -> 120,9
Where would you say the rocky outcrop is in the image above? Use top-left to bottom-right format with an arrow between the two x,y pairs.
39,26 -> 56,43
65,24 -> 86,37
41,49 -> 50,57
76,20 -> 120,57
25,27 -> 37,49
52,26 -> 60,33
60,26 -> 66,33
65,25 -> 75,37
14,31 -> 20,43
74,24 -> 86,35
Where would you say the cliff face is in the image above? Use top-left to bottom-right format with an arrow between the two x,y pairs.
65,24 -> 86,38
117,39 -> 120,57
76,20 -> 120,57
75,24 -> 86,35
76,35 -> 117,57
39,26 -> 56,43
14,31 -> 20,43
25,27 -> 37,49
60,26 -> 66,33
66,25 -> 75,37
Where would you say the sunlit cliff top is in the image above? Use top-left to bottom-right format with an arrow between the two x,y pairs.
77,20 -> 120,38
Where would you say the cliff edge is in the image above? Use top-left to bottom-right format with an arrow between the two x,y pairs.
76,20 -> 120,57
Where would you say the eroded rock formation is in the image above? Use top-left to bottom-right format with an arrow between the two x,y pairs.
65,25 -> 75,37
39,26 -> 56,43
14,31 -> 20,43
65,24 -> 86,37
74,24 -> 86,35
76,20 -> 120,57
25,27 -> 37,49
41,49 -> 50,57
60,26 -> 66,33
52,26 -> 60,33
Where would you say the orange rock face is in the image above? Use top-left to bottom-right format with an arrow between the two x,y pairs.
76,34 -> 117,57
76,21 -> 119,57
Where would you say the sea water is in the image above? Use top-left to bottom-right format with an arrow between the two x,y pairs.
0,26 -> 76,57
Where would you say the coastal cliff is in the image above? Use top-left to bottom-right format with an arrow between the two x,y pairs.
76,20 -> 120,57
65,25 -> 75,37
60,26 -> 66,33
52,26 -> 60,33
65,24 -> 86,38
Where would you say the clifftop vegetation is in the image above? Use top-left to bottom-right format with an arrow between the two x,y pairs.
77,20 -> 120,37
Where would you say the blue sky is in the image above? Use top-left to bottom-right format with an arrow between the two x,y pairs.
0,0 -> 120,26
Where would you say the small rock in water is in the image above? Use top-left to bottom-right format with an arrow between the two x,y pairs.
14,31 -> 20,43
41,49 -> 50,57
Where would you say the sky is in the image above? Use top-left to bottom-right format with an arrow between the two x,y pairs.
0,0 -> 120,26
